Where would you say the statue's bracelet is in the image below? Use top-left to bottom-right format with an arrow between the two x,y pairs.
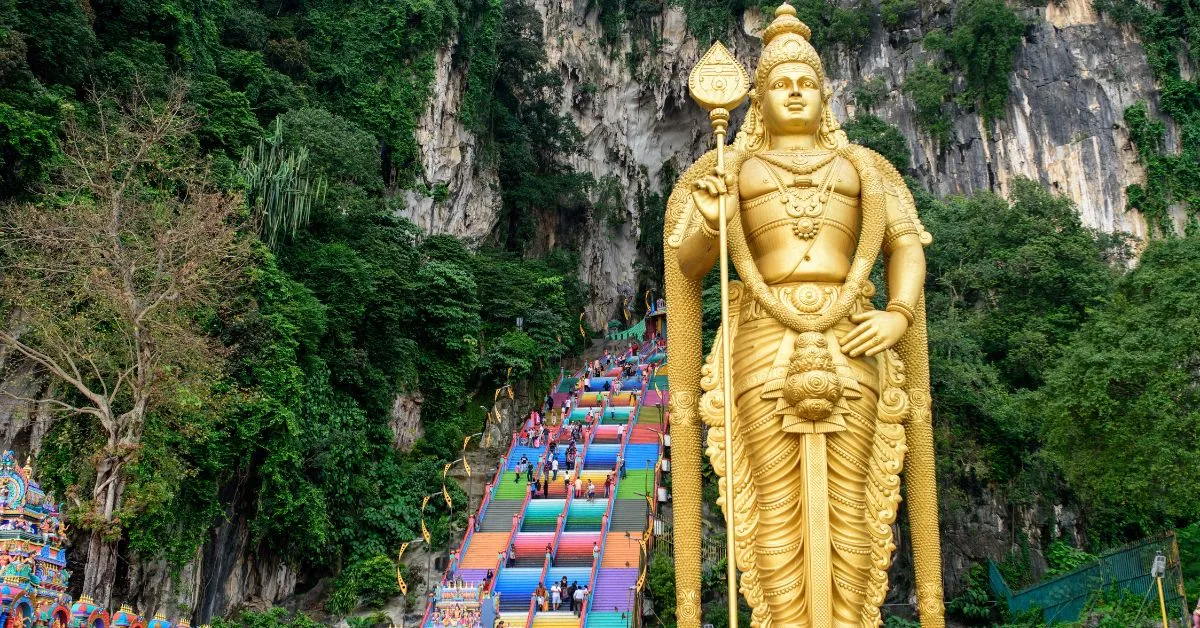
885,300 -> 916,325
700,219 -> 720,239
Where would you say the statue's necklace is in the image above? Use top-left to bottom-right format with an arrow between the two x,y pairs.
759,150 -> 838,175
757,153 -> 840,241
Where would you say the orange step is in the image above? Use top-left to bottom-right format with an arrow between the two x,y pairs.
601,531 -> 643,569
461,532 -> 509,568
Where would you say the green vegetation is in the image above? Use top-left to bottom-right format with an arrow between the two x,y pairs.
852,75 -> 889,112
1093,0 -> 1199,231
880,0 -> 918,29
902,62 -> 954,143
210,609 -> 324,628
904,0 -> 1025,139
326,554 -> 402,615
925,0 -> 1026,121
1040,236 -> 1200,540
0,0 -> 589,614
844,114 -> 911,171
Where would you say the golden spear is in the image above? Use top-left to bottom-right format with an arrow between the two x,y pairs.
688,41 -> 749,627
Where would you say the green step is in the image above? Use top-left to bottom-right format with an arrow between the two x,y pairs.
495,472 -> 531,500
637,406 -> 664,424
615,471 -> 654,500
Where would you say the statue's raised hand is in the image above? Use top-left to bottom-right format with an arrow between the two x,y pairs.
691,167 -> 738,230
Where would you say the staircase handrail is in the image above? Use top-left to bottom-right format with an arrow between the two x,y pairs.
479,430 -> 521,524
583,374 -> 647,623
550,478 -> 572,567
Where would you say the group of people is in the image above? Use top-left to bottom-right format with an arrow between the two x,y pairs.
532,576 -> 591,615
427,606 -> 484,627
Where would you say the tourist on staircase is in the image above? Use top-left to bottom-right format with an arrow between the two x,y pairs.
573,583 -> 586,616
534,582 -> 546,613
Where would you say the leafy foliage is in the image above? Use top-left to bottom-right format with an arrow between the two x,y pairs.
647,551 -> 677,625
325,554 -> 401,616
902,62 -> 954,143
844,114 -> 911,171
918,179 -> 1123,497
1040,236 -> 1200,540
926,0 -> 1025,121
1094,0 -> 1199,231
210,608 -> 324,628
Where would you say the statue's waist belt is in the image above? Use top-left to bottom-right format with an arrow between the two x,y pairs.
740,281 -> 869,324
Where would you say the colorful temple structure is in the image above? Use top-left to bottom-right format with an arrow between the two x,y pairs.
0,452 -> 188,628
422,326 -> 669,628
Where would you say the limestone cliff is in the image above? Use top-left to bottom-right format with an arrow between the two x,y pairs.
406,0 -> 1176,329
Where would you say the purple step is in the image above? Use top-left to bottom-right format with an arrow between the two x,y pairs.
449,568 -> 489,585
590,569 -> 638,612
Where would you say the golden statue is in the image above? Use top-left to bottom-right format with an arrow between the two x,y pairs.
664,4 -> 945,626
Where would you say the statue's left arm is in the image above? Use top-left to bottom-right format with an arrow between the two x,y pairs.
842,190 -> 926,358
883,194 -> 926,313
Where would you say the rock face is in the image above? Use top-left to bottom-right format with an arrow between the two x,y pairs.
400,42 -> 503,243
406,0 -> 1173,327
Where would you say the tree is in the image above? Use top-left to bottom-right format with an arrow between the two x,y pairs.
0,87 -> 248,606
1040,236 -> 1200,540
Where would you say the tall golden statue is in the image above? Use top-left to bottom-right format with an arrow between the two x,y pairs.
664,4 -> 945,626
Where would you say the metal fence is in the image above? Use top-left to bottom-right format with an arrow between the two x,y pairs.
653,525 -> 728,568
989,531 -> 1188,624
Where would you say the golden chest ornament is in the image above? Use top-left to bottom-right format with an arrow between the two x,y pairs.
756,151 -> 840,242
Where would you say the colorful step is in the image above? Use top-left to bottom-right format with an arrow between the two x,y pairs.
521,499 -> 565,532
461,532 -> 509,568
622,444 -> 659,470
584,611 -> 631,628
591,569 -> 638,612
564,500 -> 606,531
615,471 -> 653,500
494,567 -> 542,611
531,611 -> 581,627
601,532 -> 641,569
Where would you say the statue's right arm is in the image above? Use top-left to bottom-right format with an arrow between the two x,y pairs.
676,216 -> 719,281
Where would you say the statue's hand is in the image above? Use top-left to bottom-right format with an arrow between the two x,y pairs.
691,167 -> 737,230
840,310 -> 909,357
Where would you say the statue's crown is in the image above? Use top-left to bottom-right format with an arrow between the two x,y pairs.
763,3 -> 811,44
756,2 -> 825,89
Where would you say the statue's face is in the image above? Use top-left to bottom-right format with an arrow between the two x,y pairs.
761,61 -> 824,137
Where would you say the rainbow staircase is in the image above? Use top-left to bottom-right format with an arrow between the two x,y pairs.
423,341 -> 669,627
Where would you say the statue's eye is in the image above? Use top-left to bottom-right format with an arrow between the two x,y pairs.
773,80 -> 787,89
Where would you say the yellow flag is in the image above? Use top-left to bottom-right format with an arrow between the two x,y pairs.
398,542 -> 410,559
421,518 -> 431,544
507,387 -> 514,400
622,297 -> 630,323
444,462 -> 452,478
494,387 -> 502,401
463,435 -> 472,451
506,366 -> 512,380
443,483 -> 453,509
579,313 -> 586,339
645,290 -> 651,312
421,495 -> 430,512
462,456 -> 471,477
483,432 -> 492,448
397,568 -> 408,596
